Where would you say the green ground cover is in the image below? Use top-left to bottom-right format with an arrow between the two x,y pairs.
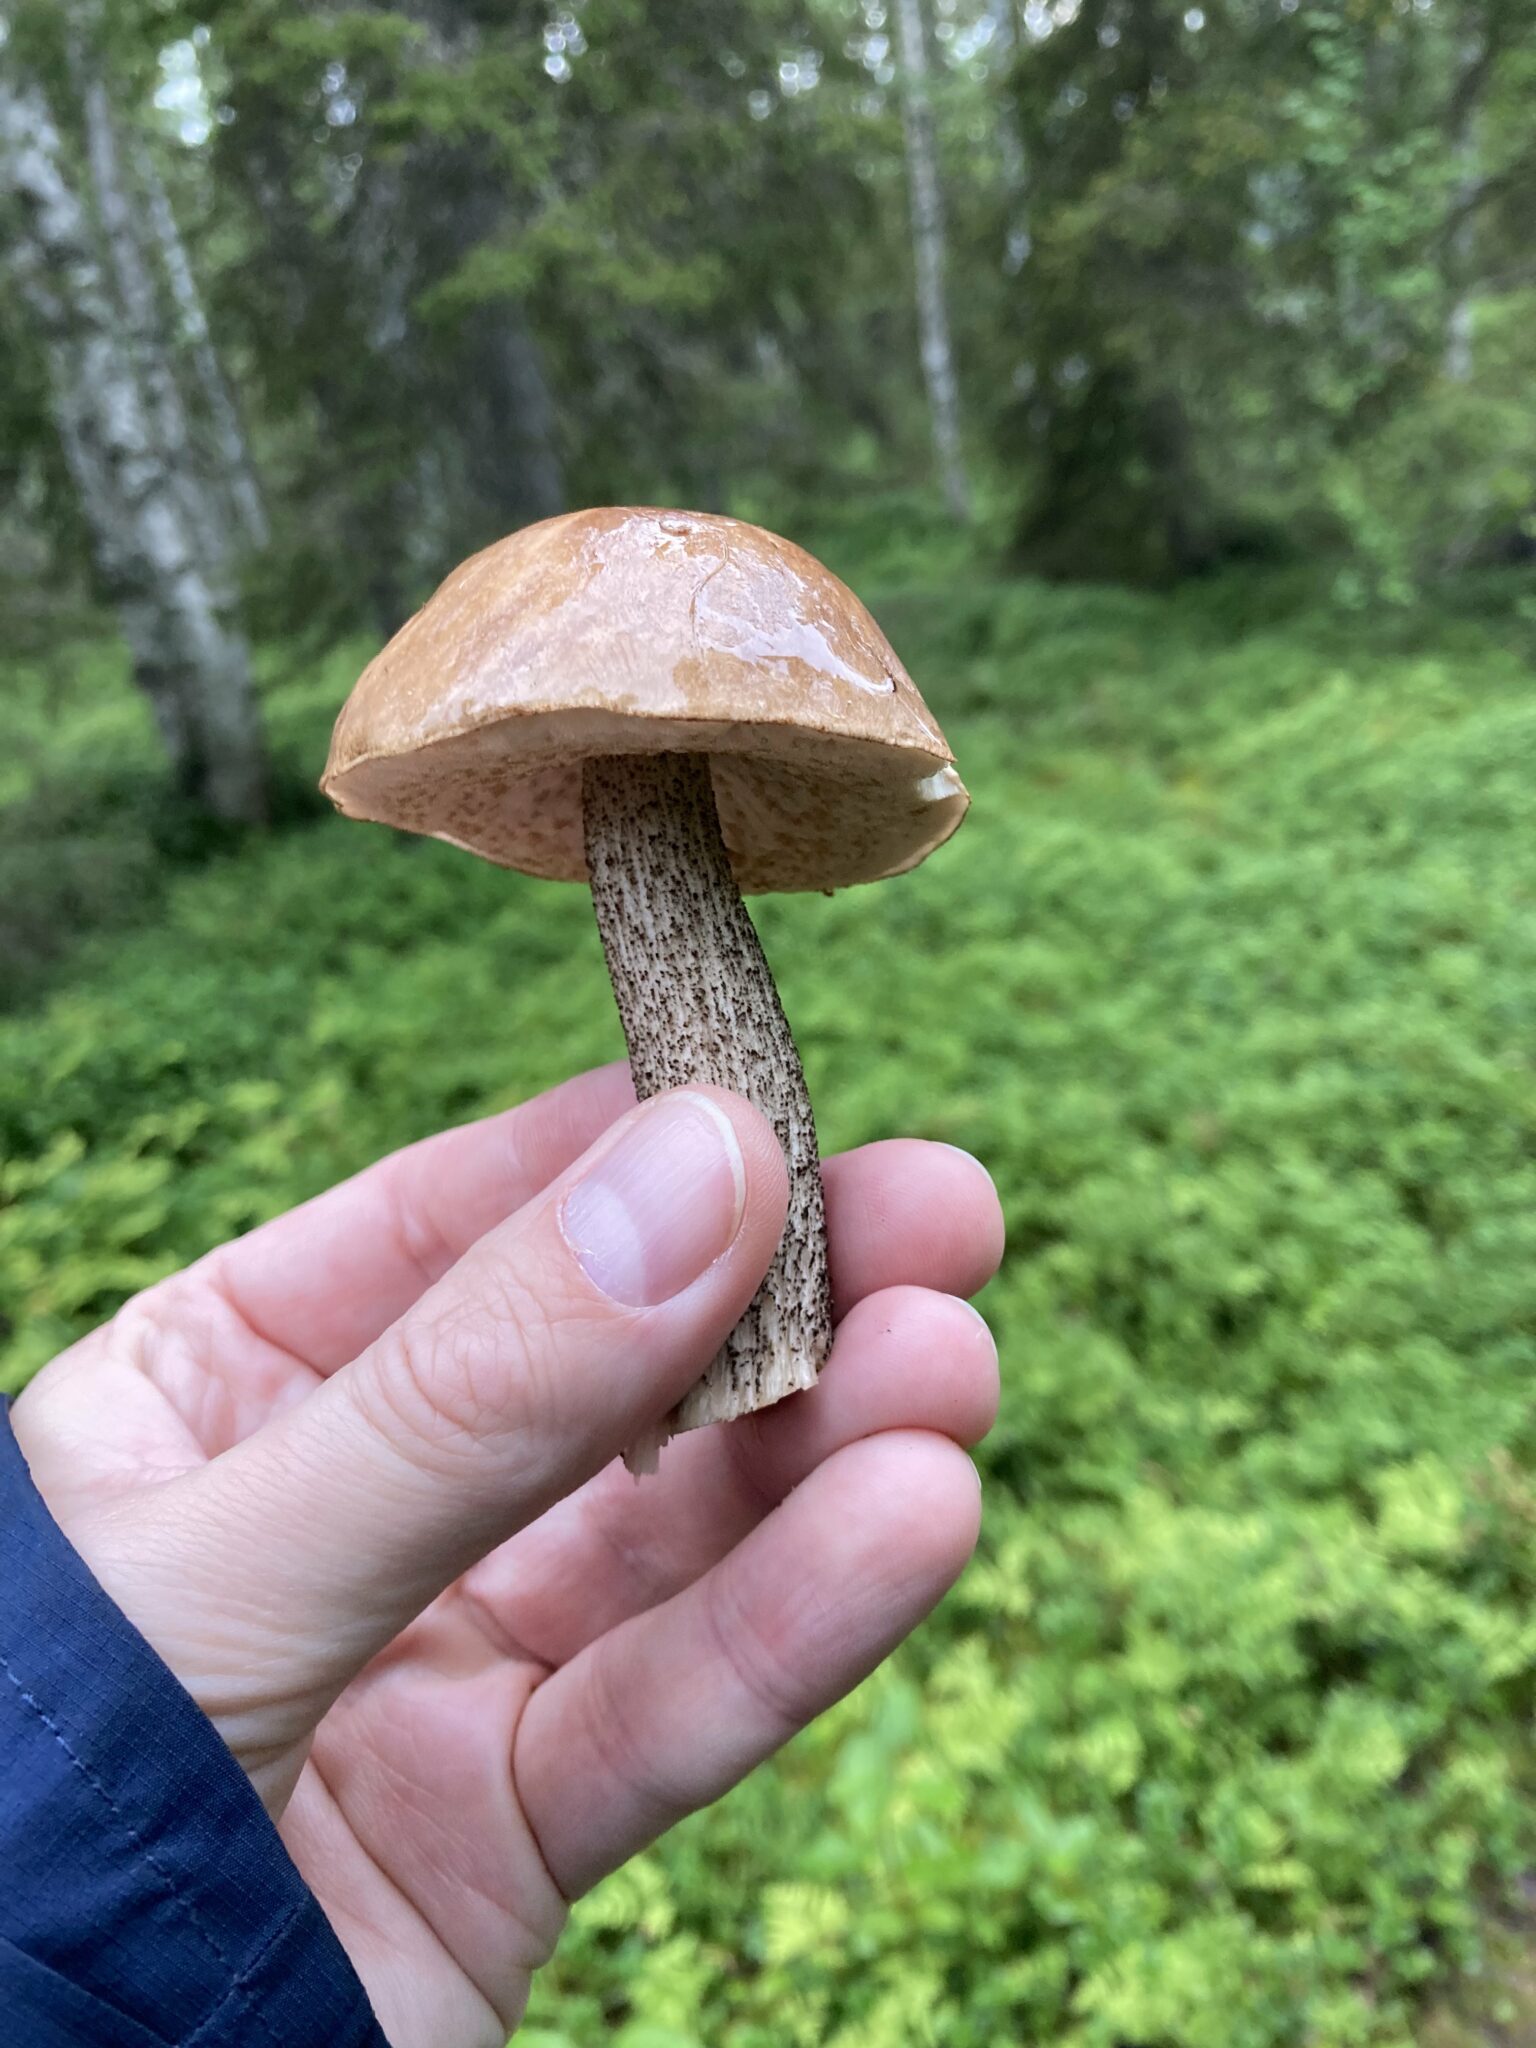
4,559 -> 1536,2045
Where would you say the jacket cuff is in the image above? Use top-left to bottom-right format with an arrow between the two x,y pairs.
0,1398 -> 390,2046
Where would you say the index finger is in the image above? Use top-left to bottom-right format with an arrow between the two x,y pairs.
201,1062 -> 636,1371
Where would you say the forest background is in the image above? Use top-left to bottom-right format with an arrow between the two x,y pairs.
5,2 -> 1536,2042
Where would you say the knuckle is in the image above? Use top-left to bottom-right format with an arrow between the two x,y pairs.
370,1303 -> 533,1460
109,1276 -> 206,1380
586,1478 -> 674,1613
383,1174 -> 460,1298
578,1645 -> 687,1825
702,1568 -> 808,1739
360,1244 -> 589,1462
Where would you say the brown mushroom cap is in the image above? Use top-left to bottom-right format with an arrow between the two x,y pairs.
321,506 -> 968,893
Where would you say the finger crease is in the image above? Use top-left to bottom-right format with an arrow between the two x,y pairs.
305,1749 -> 513,2039
721,1414 -> 783,1520
579,1644 -> 686,1826
457,1583 -> 554,1677
700,1569 -> 805,1739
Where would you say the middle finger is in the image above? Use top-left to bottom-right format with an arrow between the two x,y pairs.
458,1141 -> 1003,1666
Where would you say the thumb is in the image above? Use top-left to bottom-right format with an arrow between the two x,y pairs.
123,1090 -> 788,1752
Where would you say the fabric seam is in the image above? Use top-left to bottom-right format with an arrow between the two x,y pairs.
181,1898 -> 337,2048
0,1648 -> 287,2048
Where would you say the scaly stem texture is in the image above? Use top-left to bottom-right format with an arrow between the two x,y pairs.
583,753 -> 832,1463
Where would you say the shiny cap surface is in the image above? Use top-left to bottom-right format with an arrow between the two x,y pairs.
322,507 -> 968,892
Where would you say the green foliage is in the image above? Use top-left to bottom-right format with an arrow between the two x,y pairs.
998,0 -> 1536,587
4,562 -> 1536,2039
1325,294 -> 1536,602
10,0 -> 1536,2019
12,0 -> 1536,650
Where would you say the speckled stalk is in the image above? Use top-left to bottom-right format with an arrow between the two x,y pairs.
582,752 -> 833,1474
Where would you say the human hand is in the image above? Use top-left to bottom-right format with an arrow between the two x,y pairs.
12,1065 -> 1003,2047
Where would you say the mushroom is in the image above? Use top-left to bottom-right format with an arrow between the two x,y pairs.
321,507 -> 968,1471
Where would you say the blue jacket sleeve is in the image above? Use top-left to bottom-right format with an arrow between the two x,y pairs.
0,1400 -> 391,2047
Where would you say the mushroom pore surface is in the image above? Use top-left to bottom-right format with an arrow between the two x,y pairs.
582,752 -> 833,1469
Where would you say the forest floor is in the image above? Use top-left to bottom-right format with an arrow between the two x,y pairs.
5,552 -> 1536,2046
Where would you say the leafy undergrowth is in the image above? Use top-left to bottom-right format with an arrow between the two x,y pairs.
4,567 -> 1536,2046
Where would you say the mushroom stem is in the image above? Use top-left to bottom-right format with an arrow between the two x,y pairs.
582,752 -> 833,1472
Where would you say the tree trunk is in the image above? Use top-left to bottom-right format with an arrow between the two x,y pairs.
462,305 -> 566,528
74,57 -> 234,578
495,315 -> 565,522
1443,33 -> 1486,385
0,72 -> 267,824
893,0 -> 971,521
135,142 -> 270,545
989,0 -> 1031,273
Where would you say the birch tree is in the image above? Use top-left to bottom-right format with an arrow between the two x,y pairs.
135,142 -> 269,546
988,0 -> 1030,273
894,0 -> 970,521
0,64 -> 267,823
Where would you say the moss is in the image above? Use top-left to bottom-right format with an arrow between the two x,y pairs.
5,564 -> 1536,2043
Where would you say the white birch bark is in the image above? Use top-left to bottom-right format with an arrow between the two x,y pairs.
135,142 -> 269,544
0,72 -> 266,823
74,61 -> 228,570
894,0 -> 971,521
